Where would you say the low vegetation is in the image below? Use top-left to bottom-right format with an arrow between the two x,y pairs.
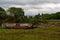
0,7 -> 60,40
0,7 -> 60,25
0,26 -> 60,40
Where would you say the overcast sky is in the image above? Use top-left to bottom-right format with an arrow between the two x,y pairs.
0,0 -> 60,15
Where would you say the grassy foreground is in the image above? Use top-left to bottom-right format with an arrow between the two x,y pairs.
0,26 -> 60,40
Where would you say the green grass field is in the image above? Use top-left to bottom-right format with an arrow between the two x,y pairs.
0,26 -> 60,40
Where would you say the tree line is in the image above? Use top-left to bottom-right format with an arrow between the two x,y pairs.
0,7 -> 60,25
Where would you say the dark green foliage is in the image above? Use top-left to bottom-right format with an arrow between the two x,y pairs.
7,7 -> 24,23
7,7 -> 24,18
0,7 -> 60,25
0,7 -> 7,25
0,7 -> 7,18
40,12 -> 60,20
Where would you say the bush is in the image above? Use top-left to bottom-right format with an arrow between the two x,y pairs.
0,26 -> 2,28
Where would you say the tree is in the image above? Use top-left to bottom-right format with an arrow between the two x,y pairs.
0,7 -> 7,18
7,7 -> 24,23
28,16 -> 34,24
0,7 -> 7,25
34,13 -> 40,19
55,12 -> 60,19
7,7 -> 24,17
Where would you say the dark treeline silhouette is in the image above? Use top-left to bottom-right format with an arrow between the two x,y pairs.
0,7 -> 60,25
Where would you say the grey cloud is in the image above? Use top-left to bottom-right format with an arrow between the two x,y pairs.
0,0 -> 60,15
0,0 -> 60,5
